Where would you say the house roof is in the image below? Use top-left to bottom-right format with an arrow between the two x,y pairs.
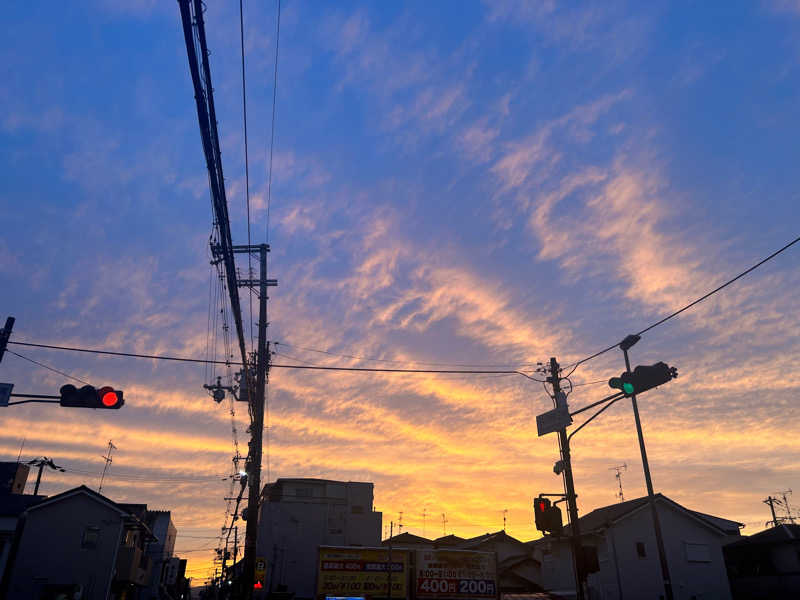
433,534 -> 466,547
26,485 -> 156,539
381,532 -> 432,546
462,530 -> 529,550
530,494 -> 741,540
725,524 -> 800,548
27,485 -> 128,516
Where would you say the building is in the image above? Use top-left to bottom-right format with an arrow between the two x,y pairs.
143,510 -> 178,600
461,531 -> 542,594
0,463 -> 43,585
381,530 -> 543,594
529,494 -> 742,600
256,478 -> 382,599
724,523 -> 800,599
2,485 -> 156,599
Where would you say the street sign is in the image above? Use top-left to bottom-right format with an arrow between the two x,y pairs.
0,383 -> 12,407
536,405 -> 572,437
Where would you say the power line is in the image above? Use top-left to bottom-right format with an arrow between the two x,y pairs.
8,340 -> 543,379
274,341 -> 538,369
564,233 -> 800,375
7,350 -> 90,385
265,0 -> 281,242
239,0 -> 255,354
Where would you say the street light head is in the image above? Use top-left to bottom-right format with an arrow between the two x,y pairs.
619,334 -> 641,352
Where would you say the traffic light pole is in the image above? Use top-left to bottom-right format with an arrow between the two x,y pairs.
621,341 -> 673,600
549,357 -> 585,600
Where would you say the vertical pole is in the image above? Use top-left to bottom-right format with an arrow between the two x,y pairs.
243,244 -> 269,597
623,348 -> 673,600
234,525 -> 239,565
551,357 -> 584,600
33,461 -> 44,495
387,521 -> 393,600
765,497 -> 779,527
0,317 -> 14,364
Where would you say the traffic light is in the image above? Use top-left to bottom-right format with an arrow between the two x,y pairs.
59,385 -> 124,409
534,496 -> 563,535
609,362 -> 677,396
534,496 -> 551,530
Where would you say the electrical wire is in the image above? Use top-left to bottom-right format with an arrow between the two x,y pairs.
563,233 -> 800,376
240,0 -> 255,355
274,341 -> 539,369
8,341 -> 544,379
265,0 -> 281,243
7,350 -> 90,386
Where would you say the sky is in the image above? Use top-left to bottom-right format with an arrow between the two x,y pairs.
1,0 -> 800,584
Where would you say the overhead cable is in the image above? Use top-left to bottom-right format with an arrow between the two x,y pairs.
564,233 -> 800,375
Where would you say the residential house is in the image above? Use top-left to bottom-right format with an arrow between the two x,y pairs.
381,530 -> 543,594
0,463 -> 43,585
461,531 -> 542,594
529,494 -> 742,600
1,485 -> 155,600
256,478 -> 383,599
724,523 -> 800,599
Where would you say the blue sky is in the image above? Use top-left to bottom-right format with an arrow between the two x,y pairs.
2,0 -> 800,581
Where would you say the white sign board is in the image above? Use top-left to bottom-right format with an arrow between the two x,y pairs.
536,406 -> 572,436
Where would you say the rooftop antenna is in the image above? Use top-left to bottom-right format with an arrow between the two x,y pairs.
398,511 -> 404,534
609,463 -> 627,502
422,508 -> 427,538
441,513 -> 447,536
777,489 -> 795,524
503,509 -> 508,531
16,437 -> 25,463
98,440 -> 117,494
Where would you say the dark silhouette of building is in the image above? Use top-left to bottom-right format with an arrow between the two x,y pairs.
724,523 -> 800,599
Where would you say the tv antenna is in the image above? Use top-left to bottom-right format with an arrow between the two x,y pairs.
98,440 -> 117,494
503,509 -> 508,531
442,513 -> 448,536
609,464 -> 627,502
398,511 -> 404,534
776,489 -> 795,524
422,508 -> 427,538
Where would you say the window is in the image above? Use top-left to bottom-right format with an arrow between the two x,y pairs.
82,526 -> 100,549
636,541 -> 647,558
685,542 -> 711,563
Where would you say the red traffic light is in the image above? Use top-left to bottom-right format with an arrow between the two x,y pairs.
98,386 -> 121,408
60,385 -> 124,409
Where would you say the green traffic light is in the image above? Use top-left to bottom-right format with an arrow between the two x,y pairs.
623,382 -> 634,395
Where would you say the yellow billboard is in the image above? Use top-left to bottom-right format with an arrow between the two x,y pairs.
317,546 -> 408,599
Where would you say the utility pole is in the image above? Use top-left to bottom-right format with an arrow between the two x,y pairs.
548,357 -> 584,600
98,440 -> 116,494
387,521 -> 393,600
764,496 -> 781,527
238,243 -> 277,597
28,457 -> 65,495
619,335 -> 673,600
0,317 -> 14,364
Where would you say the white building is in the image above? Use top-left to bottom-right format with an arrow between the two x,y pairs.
530,494 -> 742,600
256,478 -> 382,599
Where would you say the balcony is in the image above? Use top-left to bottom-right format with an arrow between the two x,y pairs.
116,545 -> 152,586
